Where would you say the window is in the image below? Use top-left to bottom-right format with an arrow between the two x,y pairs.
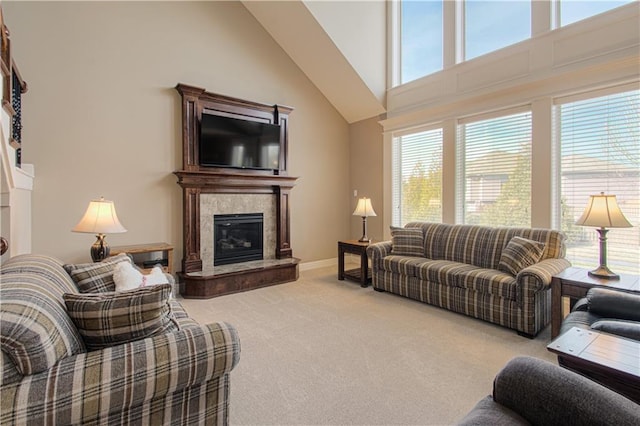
457,110 -> 532,226
560,0 -> 632,27
392,128 -> 443,226
555,89 -> 639,274
465,0 -> 530,60
401,0 -> 443,84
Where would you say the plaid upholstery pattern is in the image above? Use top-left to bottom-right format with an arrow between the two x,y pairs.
0,322 -> 240,425
390,226 -> 425,256
63,253 -> 132,293
1,254 -> 241,424
0,273 -> 85,376
368,223 -> 570,336
64,284 -> 179,351
498,236 -> 545,276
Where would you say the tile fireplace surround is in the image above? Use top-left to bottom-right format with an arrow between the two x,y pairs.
201,194 -> 276,269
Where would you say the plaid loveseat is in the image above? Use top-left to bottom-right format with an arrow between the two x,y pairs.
0,254 -> 240,425
367,223 -> 570,337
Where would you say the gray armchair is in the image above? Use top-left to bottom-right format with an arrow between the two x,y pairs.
560,287 -> 640,341
457,356 -> 639,425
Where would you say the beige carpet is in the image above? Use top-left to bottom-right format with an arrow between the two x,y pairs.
179,265 -> 557,425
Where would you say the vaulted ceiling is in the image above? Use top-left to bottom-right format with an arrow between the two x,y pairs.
242,0 -> 387,124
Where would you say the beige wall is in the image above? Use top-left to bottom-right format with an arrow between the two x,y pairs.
4,1 -> 351,268
348,117 -> 383,242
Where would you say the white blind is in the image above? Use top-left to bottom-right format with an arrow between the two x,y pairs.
457,110 -> 532,226
555,89 -> 639,274
392,128 -> 443,226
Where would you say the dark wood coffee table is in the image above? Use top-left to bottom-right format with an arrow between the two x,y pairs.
547,326 -> 640,403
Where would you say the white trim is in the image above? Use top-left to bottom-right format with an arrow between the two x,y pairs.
553,81 -> 639,105
457,104 -> 532,125
388,0 -> 401,89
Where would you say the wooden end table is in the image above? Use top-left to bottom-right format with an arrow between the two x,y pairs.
338,240 -> 371,287
551,267 -> 640,339
110,242 -> 174,274
547,326 -> 640,404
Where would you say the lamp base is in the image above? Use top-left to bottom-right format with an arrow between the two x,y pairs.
588,265 -> 620,280
90,234 -> 110,262
358,237 -> 371,243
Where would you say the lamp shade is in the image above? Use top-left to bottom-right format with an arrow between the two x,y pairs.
575,192 -> 632,228
72,197 -> 127,234
353,197 -> 377,217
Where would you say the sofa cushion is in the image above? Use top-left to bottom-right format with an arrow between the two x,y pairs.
410,223 -> 496,269
455,268 -> 518,300
64,284 -> 179,351
416,260 -> 478,287
64,253 -> 133,293
382,255 -> 429,277
390,226 -> 424,257
591,320 -> 640,341
0,273 -> 86,375
497,237 -> 545,276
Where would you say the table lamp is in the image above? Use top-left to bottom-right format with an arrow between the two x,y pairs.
72,197 -> 127,262
575,192 -> 632,279
353,197 -> 376,243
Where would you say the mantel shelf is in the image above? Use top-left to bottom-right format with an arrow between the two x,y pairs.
174,169 -> 298,191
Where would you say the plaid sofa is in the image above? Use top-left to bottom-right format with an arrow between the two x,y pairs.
367,223 -> 570,337
0,254 -> 240,425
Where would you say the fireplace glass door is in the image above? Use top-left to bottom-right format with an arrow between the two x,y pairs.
214,213 -> 264,266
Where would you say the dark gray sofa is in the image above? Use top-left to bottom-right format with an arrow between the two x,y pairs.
560,287 -> 640,341
457,356 -> 639,425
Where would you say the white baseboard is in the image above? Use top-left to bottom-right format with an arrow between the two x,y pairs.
299,254 -> 362,271
299,257 -> 337,271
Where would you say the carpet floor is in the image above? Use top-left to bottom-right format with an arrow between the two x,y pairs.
179,265 -> 557,425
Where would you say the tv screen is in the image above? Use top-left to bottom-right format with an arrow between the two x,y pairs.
199,113 -> 281,170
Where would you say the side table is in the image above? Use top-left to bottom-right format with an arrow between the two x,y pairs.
338,240 -> 371,287
551,267 -> 640,339
110,242 -> 174,274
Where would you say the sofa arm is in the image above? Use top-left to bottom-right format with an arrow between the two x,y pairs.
492,357 -> 639,425
515,258 -> 571,305
586,287 -> 640,321
367,241 -> 393,271
1,322 -> 240,425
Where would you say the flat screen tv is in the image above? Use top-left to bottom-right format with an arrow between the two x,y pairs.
199,113 -> 281,170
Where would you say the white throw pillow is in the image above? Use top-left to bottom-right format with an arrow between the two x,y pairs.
113,261 -> 169,292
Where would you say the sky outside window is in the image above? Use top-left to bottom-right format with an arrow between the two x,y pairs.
465,0 -> 530,61
401,0 -> 443,84
561,0 -> 633,26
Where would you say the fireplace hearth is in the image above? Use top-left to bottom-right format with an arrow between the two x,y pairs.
214,213 -> 263,266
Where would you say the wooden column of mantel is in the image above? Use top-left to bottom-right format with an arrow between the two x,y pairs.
175,83 -> 299,298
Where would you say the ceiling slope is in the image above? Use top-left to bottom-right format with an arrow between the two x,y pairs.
242,0 -> 386,124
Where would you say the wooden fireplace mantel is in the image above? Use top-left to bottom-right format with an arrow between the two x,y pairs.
174,169 -> 298,274
175,84 -> 299,298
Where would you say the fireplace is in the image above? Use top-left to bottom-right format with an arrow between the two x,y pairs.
214,213 -> 263,266
175,83 -> 299,299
